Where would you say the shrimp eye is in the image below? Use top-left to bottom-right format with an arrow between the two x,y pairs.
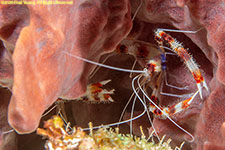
146,63 -> 155,74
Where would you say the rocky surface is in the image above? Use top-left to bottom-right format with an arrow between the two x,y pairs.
5,0 -> 132,134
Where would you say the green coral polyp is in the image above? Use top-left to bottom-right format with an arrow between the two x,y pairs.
37,116 -> 183,150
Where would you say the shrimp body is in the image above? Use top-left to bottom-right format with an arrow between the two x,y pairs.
143,54 -> 199,119
116,38 -> 199,119
63,37 -> 199,141
116,39 -> 160,66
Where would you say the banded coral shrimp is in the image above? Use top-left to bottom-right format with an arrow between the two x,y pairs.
61,27 -> 207,143
2,29 -> 207,150
113,37 -> 203,137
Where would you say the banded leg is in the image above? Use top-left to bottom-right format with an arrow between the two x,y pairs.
155,29 -> 209,99
149,90 -> 199,119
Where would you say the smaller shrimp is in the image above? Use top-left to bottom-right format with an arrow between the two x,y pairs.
75,79 -> 115,103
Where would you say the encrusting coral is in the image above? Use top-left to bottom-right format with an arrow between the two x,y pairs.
37,115 -> 182,150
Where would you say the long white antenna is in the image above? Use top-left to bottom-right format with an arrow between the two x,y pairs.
63,51 -> 146,74
89,53 -> 115,79
132,0 -> 143,21
157,27 -> 204,34
1,129 -> 14,135
118,91 -> 136,126
41,104 -> 57,117
130,88 -> 138,134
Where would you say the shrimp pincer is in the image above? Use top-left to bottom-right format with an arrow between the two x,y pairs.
154,29 -> 209,99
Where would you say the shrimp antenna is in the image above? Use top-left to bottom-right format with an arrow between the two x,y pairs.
130,87 -> 138,134
89,53 -> 115,79
132,0 -> 143,21
157,27 -> 204,34
118,78 -> 160,141
118,88 -> 138,133
129,38 -> 175,53
140,80 -> 161,141
137,77 -> 195,143
129,59 -> 137,78
58,110 -> 73,131
1,129 -> 14,135
118,91 -> 136,126
41,104 -> 57,117
63,51 -> 146,74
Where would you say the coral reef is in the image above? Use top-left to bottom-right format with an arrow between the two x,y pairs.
37,115 -> 177,150
0,0 -> 224,150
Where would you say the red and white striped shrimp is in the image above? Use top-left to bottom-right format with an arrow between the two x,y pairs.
75,79 -> 114,103
116,40 -> 197,119
154,29 -> 209,99
117,39 -> 201,142
143,54 -> 198,119
62,30 -> 206,142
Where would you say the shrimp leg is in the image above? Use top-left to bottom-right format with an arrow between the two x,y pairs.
155,29 -> 209,99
